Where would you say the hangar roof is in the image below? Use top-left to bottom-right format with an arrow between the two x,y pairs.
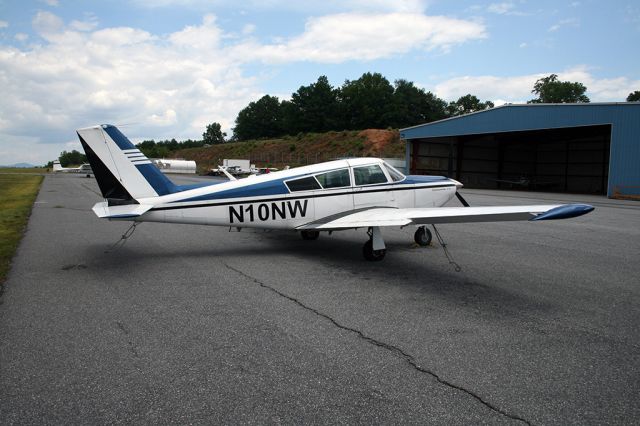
400,102 -> 640,140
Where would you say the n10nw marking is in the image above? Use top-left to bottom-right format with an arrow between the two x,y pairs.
229,200 -> 308,223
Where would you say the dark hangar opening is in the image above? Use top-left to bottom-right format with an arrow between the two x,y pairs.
410,124 -> 611,195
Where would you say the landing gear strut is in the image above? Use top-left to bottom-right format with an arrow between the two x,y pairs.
414,226 -> 432,246
363,227 -> 386,261
300,230 -> 320,240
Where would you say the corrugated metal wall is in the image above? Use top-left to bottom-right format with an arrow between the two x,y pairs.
401,104 -> 640,198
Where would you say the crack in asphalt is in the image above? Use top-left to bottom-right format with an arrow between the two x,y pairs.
226,263 -> 532,426
116,321 -> 140,358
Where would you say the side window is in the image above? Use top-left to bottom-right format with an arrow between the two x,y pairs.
285,176 -> 321,192
383,163 -> 405,182
316,169 -> 351,189
353,165 -> 388,186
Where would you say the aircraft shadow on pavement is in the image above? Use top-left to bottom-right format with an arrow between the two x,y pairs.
81,232 -> 550,319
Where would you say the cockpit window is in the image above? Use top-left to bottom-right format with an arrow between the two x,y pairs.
285,176 -> 321,192
383,162 -> 405,182
315,169 -> 351,189
353,165 -> 388,186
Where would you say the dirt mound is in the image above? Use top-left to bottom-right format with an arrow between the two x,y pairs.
358,129 -> 399,152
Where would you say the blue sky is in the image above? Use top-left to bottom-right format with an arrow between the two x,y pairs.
0,0 -> 638,165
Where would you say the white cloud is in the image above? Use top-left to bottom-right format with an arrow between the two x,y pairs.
433,67 -> 640,103
0,8 -> 483,164
232,13 -> 486,63
32,11 -> 64,40
69,14 -> 99,32
548,17 -> 579,32
15,33 -> 29,41
41,0 -> 60,6
0,13 -> 261,165
0,20 -> 8,28
487,2 -> 515,14
485,2 -> 527,16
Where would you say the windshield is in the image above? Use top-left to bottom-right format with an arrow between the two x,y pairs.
383,162 -> 405,182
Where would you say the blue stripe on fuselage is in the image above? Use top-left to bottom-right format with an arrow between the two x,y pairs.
175,178 -> 290,202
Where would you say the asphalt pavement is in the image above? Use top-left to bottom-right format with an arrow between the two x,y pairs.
1,173 -> 638,425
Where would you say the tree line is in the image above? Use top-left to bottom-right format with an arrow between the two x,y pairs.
231,73 -> 494,141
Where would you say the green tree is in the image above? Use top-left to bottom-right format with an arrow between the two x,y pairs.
284,76 -> 340,134
233,95 -> 284,141
59,149 -> 87,167
203,122 -> 226,144
339,72 -> 395,130
528,74 -> 589,103
385,79 -> 448,127
447,94 -> 494,117
626,91 -> 640,102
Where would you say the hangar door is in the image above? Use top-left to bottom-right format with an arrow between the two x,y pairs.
410,124 -> 611,195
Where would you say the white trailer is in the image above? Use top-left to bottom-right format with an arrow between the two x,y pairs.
152,159 -> 197,174
223,159 -> 251,173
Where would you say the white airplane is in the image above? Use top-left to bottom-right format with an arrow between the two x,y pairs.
76,124 -> 594,261
53,160 -> 93,177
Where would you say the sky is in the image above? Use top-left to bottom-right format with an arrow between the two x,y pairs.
0,0 -> 638,165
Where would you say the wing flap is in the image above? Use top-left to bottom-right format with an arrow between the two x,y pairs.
298,204 -> 593,230
92,201 -> 153,219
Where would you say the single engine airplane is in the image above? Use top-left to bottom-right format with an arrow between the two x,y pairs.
53,160 -> 93,177
77,124 -> 594,261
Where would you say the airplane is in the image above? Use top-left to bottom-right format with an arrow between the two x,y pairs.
495,176 -> 558,190
76,124 -> 594,261
53,160 -> 93,177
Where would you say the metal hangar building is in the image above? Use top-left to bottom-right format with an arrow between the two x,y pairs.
400,103 -> 640,199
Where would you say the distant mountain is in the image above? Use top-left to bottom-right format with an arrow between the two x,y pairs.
0,163 -> 36,168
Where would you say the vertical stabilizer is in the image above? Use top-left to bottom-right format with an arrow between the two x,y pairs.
77,124 -> 178,203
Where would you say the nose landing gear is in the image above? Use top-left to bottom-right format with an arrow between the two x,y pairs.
414,226 -> 432,246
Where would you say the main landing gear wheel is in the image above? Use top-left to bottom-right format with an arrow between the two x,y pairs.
363,239 -> 386,261
300,230 -> 320,240
414,226 -> 432,246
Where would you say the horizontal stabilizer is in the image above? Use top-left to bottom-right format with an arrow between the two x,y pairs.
92,202 -> 153,219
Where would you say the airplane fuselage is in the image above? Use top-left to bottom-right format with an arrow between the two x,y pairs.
132,158 -> 458,230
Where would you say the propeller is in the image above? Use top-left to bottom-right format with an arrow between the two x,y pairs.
455,191 -> 470,207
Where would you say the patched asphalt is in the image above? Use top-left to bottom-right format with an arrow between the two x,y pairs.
1,174 -> 639,424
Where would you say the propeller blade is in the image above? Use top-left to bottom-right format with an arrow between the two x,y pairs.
455,191 -> 470,207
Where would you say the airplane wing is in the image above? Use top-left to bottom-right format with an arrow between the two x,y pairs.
297,204 -> 594,230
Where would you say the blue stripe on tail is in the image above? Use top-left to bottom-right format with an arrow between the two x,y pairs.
102,125 -> 137,150
136,163 -> 178,196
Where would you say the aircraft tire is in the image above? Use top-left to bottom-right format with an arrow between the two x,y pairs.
301,230 -> 320,240
363,240 -> 386,261
414,226 -> 432,246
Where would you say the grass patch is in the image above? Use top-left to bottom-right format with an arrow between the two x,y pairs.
0,168 -> 48,174
0,174 -> 43,286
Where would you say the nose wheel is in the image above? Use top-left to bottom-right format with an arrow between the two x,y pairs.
414,226 -> 432,246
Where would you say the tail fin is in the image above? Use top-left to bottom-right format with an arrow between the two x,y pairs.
53,160 -> 63,171
76,124 -> 178,203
